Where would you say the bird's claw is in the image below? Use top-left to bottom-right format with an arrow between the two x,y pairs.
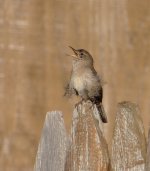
75,99 -> 84,108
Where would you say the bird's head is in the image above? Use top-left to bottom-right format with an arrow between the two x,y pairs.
69,46 -> 94,68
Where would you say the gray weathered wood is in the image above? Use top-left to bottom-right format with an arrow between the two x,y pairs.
111,101 -> 146,171
34,111 -> 68,171
146,128 -> 150,171
66,101 -> 110,171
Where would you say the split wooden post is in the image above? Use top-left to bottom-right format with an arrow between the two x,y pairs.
111,102 -> 146,171
34,102 -> 110,171
66,101 -> 110,171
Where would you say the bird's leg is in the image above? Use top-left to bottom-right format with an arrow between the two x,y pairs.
75,89 -> 91,108
87,100 -> 95,112
75,98 -> 84,108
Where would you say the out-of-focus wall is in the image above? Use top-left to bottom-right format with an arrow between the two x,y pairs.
0,0 -> 149,170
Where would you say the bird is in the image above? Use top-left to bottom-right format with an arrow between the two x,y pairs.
64,46 -> 108,123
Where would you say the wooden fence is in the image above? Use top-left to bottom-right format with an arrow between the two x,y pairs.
34,101 -> 149,171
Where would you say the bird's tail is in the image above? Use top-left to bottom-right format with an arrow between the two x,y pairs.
96,103 -> 108,123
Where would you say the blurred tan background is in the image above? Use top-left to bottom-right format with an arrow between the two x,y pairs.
0,0 -> 150,170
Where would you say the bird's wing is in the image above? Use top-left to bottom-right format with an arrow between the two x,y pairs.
91,66 -> 101,81
91,66 -> 97,75
64,69 -> 77,97
64,83 -> 77,97
91,66 -> 104,85
64,68 -> 72,97
64,83 -> 71,97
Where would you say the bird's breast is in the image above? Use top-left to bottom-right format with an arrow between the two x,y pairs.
72,76 -> 85,92
71,70 -> 98,92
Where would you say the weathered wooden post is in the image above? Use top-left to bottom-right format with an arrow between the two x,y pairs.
111,102 -> 146,171
34,111 -> 68,171
34,102 -> 110,171
66,101 -> 110,171
146,128 -> 150,171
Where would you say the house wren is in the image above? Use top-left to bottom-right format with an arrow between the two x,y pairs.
65,46 -> 108,123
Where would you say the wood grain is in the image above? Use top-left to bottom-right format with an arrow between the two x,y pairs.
67,101 -> 110,171
111,102 -> 146,171
34,111 -> 68,171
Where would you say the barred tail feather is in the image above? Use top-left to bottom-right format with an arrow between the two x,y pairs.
96,103 -> 108,123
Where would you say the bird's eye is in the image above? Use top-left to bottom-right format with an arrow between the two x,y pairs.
80,52 -> 83,56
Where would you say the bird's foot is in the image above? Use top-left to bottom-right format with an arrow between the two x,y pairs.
75,99 -> 92,108
75,100 -> 83,108
75,99 -> 86,108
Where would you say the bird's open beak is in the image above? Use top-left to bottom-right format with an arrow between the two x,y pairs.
68,46 -> 79,58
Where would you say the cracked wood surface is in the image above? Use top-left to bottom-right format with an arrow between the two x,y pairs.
66,101 -> 110,171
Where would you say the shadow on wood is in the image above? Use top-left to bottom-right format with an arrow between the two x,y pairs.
146,128 -> 150,171
111,101 -> 146,171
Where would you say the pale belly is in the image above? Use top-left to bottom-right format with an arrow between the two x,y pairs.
72,72 -> 99,93
73,76 -> 85,92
